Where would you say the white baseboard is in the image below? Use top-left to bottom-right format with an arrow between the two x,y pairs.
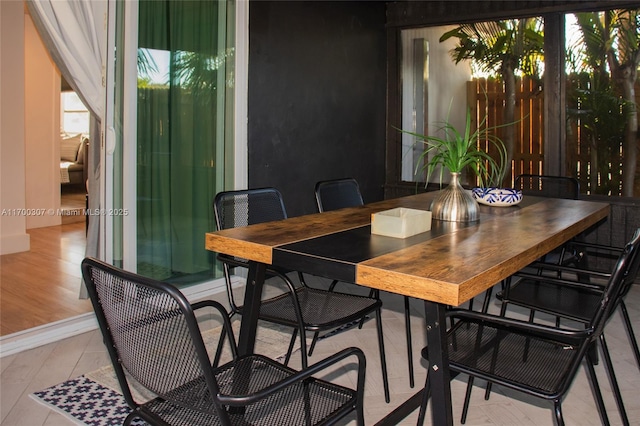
0,313 -> 98,358
0,278 -> 228,358
0,232 -> 30,255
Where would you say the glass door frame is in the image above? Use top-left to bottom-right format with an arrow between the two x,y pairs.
103,0 -> 249,274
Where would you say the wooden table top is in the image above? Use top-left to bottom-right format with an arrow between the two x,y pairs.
205,192 -> 610,306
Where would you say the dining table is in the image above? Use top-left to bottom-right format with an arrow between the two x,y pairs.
205,190 -> 610,425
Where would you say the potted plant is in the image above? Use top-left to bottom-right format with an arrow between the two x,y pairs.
401,106 -> 509,222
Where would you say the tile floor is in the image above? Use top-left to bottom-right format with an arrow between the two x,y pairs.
1,278 -> 639,425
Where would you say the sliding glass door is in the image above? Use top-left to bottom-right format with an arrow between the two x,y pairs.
107,0 -> 236,287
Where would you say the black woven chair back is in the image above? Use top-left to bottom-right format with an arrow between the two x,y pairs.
591,228 -> 640,336
315,178 -> 364,212
620,229 -> 640,295
214,187 -> 287,230
81,257 -> 226,416
514,174 -> 580,199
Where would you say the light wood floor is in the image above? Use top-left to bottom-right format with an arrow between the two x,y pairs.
60,185 -> 86,209
1,276 -> 639,425
0,221 -> 92,336
60,185 -> 87,225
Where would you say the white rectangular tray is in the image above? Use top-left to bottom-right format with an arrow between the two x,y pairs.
371,207 -> 432,238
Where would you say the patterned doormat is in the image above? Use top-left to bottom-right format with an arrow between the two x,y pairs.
30,318 -> 365,425
31,375 -> 143,426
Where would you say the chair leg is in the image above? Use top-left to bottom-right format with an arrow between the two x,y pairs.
584,351 -> 611,426
213,326 -> 228,367
480,318 -> 497,401
302,380 -> 313,426
283,328 -> 299,367
599,334 -> 630,426
619,301 -> 640,370
328,279 -> 339,292
483,324 -> 506,402
375,307 -> 391,403
553,400 -> 565,426
588,339 -> 600,365
308,331 -> 320,357
484,382 -> 492,401
356,401 -> 365,426
499,298 -> 509,317
359,289 -> 378,329
404,296 -> 415,388
298,327 -> 309,369
481,286 -> 493,313
297,271 -> 308,287
461,376 -> 475,424
417,373 -> 431,426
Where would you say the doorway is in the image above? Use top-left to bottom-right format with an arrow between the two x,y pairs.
60,89 -> 90,226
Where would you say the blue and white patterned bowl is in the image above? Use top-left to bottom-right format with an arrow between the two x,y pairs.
471,187 -> 523,207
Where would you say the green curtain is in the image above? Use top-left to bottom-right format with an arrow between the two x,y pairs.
136,0 -> 233,283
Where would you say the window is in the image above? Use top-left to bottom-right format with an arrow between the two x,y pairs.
388,5 -> 639,198
399,20 -> 544,188
400,26 -> 472,185
61,91 -> 89,134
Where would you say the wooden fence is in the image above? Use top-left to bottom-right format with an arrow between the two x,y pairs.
467,76 -> 640,196
467,77 -> 545,187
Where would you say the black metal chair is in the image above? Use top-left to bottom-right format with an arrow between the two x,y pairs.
417,228 -> 640,426
514,174 -> 580,199
494,235 -> 640,425
213,187 -> 390,403
513,174 -> 580,262
517,174 -> 581,263
513,174 -> 582,264
314,178 -> 365,213
471,174 -> 601,410
314,177 -> 416,388
82,256 -> 366,426
477,174 -> 583,310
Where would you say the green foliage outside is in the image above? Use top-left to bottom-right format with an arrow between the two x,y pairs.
441,9 -> 639,196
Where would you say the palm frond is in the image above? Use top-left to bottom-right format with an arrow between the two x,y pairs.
398,106 -> 508,188
440,18 -> 544,79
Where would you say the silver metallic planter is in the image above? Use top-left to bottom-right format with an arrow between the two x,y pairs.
430,172 -> 479,222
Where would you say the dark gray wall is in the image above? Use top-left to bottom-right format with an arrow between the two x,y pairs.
248,1 -> 387,217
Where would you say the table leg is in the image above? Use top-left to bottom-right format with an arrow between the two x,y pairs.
237,261 -> 267,356
373,301 -> 454,426
424,300 -> 454,426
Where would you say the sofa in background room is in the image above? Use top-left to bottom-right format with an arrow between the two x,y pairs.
60,133 -> 88,187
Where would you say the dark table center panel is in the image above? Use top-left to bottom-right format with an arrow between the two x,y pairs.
272,220 -> 474,282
